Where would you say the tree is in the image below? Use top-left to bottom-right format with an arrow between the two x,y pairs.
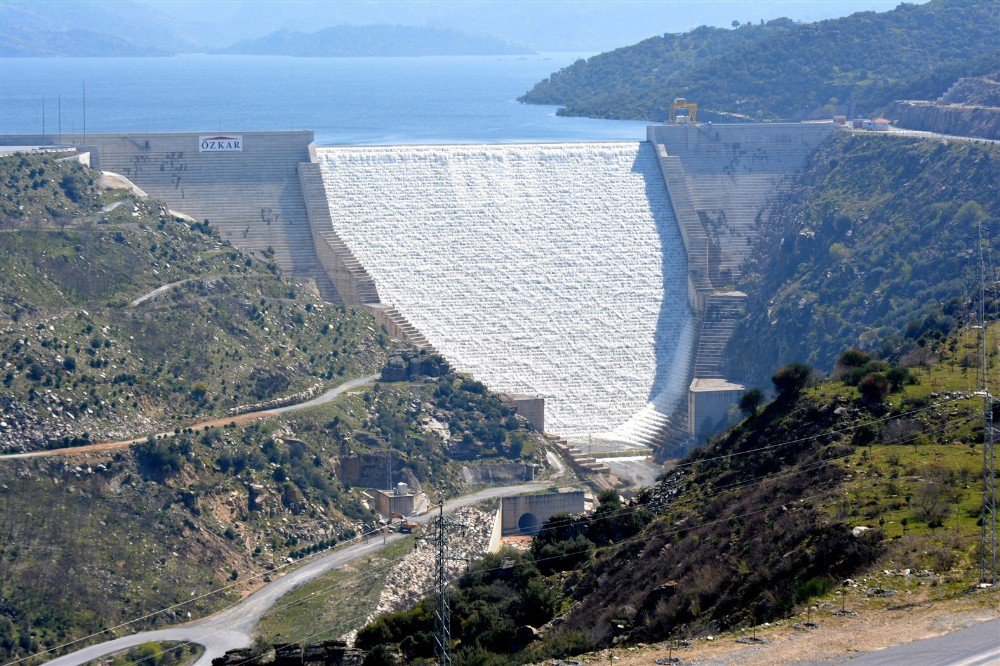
858,372 -> 889,403
836,348 -> 870,369
885,366 -> 911,392
738,388 -> 765,417
772,363 -> 812,396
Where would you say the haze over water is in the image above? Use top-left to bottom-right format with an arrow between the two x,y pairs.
0,53 -> 652,145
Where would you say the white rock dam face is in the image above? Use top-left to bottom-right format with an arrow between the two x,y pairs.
317,142 -> 693,443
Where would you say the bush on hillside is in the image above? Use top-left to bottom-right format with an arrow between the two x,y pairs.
772,363 -> 812,396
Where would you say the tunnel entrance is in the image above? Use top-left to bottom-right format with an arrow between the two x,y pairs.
517,512 -> 540,535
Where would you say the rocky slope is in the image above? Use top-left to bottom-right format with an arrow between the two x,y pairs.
0,152 -> 547,664
892,69 -> 1000,140
729,131 -> 999,386
356,323 -> 994,662
0,152 -> 386,453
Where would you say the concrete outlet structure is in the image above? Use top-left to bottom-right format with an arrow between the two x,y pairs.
688,378 -> 745,440
372,483 -> 418,517
508,394 -> 545,432
500,490 -> 585,536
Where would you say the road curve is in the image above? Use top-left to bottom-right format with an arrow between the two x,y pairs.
819,617 -> 1000,666
40,482 -> 548,666
0,375 -> 378,461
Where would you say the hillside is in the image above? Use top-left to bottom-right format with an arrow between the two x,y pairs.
0,366 -> 546,663
892,68 -> 1000,140
0,1 -> 186,57
217,25 -> 531,57
356,326 -> 996,663
0,152 -> 549,663
730,132 -> 1000,386
0,153 -> 387,453
519,0 -> 999,122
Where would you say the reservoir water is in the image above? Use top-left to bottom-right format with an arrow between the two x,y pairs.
0,53 -> 651,144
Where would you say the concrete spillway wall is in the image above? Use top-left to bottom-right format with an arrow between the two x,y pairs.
316,143 -> 695,444
647,123 -> 836,439
0,131 -> 339,301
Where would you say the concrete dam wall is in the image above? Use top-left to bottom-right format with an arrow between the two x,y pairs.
0,131 -> 340,302
1,124 -> 837,454
317,143 -> 695,443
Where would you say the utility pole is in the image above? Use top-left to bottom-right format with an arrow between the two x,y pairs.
58,95 -> 62,143
82,81 -> 87,144
387,445 -> 393,492
977,220 -> 998,585
419,502 -> 467,666
42,96 -> 46,138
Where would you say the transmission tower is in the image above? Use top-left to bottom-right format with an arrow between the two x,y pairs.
420,502 -> 467,665
977,220 -> 998,585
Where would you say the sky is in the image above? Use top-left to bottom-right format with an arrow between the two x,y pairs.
5,0 -> 922,53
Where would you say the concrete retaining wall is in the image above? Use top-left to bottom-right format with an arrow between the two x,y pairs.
500,490 -> 585,536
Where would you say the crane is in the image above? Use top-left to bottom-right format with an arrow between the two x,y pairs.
669,97 -> 698,125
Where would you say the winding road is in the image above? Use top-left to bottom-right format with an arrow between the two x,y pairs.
0,375 -> 379,461
824,617 -> 1000,666
39,482 -> 546,666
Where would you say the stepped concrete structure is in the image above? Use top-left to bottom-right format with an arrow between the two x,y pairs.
647,123 -> 836,438
315,142 -> 695,452
0,123 -> 838,464
0,131 -> 340,301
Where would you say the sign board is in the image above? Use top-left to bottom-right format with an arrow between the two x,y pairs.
199,135 -> 243,152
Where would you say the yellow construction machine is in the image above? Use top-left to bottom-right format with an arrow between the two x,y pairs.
668,97 -> 698,124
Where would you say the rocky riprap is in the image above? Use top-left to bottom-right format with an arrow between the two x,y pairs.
374,506 -> 494,616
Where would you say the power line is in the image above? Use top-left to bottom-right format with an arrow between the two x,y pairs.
977,218 -> 998,585
125,411 -> 978,666
11,403 -> 977,665
77,411 -> 975,666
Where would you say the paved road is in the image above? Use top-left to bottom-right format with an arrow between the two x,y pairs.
0,375 -> 378,461
821,617 -> 1000,666
39,482 -> 546,666
129,279 -> 191,307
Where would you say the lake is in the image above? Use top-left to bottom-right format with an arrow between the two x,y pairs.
0,53 -> 652,145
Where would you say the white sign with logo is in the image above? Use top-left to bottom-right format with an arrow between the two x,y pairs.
199,135 -> 243,152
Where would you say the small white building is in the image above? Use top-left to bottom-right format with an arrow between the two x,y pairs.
688,378 -> 746,441
871,118 -> 891,131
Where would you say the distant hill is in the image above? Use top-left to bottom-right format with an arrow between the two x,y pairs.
217,24 -> 533,57
519,0 -> 999,122
0,1 -> 193,57
0,24 -> 170,57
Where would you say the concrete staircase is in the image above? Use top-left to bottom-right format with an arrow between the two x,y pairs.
546,435 -> 611,476
648,123 -> 835,452
693,292 -> 745,379
298,162 -> 378,306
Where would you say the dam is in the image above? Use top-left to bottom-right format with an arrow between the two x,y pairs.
316,142 -> 694,441
0,122 -> 836,464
